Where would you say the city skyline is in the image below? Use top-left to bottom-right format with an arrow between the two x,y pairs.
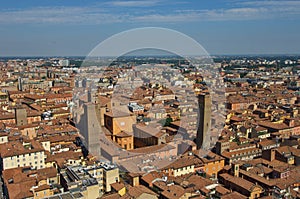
1,0 -> 300,56
1,53 -> 300,198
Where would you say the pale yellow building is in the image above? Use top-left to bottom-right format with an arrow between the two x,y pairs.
0,139 -> 45,170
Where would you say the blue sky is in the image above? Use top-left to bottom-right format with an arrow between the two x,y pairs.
1,0 -> 300,56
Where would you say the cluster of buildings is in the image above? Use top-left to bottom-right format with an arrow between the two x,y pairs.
73,61 -> 224,173
220,56 -> 300,68
0,55 -> 300,199
0,59 -> 120,199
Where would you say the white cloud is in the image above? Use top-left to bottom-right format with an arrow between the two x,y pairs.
109,0 -> 162,7
133,8 -> 269,22
237,0 -> 300,14
240,0 -> 300,7
0,0 -> 299,25
0,6 -> 123,24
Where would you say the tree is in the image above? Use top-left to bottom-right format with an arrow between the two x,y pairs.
165,117 -> 173,126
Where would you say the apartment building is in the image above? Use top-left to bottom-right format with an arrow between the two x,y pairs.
60,162 -> 119,198
0,139 -> 45,170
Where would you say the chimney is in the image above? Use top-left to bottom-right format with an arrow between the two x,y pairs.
270,149 -> 276,161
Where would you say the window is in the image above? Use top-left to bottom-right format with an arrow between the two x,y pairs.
107,119 -> 112,127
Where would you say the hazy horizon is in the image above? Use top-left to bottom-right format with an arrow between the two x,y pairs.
1,0 -> 300,56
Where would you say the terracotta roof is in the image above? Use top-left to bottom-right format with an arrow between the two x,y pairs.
98,96 -> 111,106
173,174 -> 212,191
101,193 -> 120,199
198,151 -> 225,164
6,180 -> 35,199
219,173 -> 262,191
45,151 -> 82,163
0,139 -> 44,158
259,139 -> 277,147
110,182 -> 125,191
258,121 -> 290,130
162,154 -> 203,170
37,134 -> 77,143
161,184 -> 185,199
221,191 -> 247,199
128,172 -> 142,178
276,145 -> 300,157
3,166 -> 57,199
36,166 -> 58,179
215,186 -> 230,195
124,185 -> 158,198
222,146 -> 261,159
141,171 -> 163,185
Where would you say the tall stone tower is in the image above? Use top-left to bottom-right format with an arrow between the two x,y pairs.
18,77 -> 23,91
80,103 -> 102,156
15,108 -> 27,126
196,94 -> 211,149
